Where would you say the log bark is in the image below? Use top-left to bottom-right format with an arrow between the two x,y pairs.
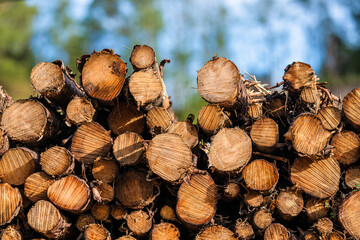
150,222 -> 180,240
197,104 -> 231,134
24,172 -> 54,202
31,61 -> 85,107
0,86 -> 13,120
0,128 -> 9,156
113,132 -> 145,166
66,97 -> 95,125
40,146 -> 74,177
0,183 -> 22,226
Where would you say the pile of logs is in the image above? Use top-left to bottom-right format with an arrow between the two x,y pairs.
0,45 -> 359,240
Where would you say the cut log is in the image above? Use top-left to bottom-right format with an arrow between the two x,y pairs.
108,102 -> 145,135
302,231 -> 318,240
128,68 -> 164,109
345,166 -> 360,189
301,86 -> 319,104
176,173 -> 217,226
253,209 -> 273,229
282,62 -> 315,91
113,132 -> 145,166
84,224 -> 111,240
76,214 -> 95,232
197,56 -> 249,109
266,98 -> 286,118
315,217 -> 332,234
47,175 -> 91,213
130,45 -> 155,70
305,198 -> 329,221
276,188 -> 303,220
0,183 -> 22,226
0,225 -> 22,240
31,61 -> 84,107
338,190 -> 360,238
197,104 -> 231,134
223,182 -> 240,200
92,158 -> 118,183
208,128 -> 252,173
242,159 -> 279,191
234,219 -> 254,240
126,210 -> 152,237
285,113 -> 331,156
80,49 -> 127,103
150,222 -> 180,240
91,202 -> 110,221
167,119 -> 198,149
94,182 -> 114,202
116,236 -> 137,240
1,99 -> 59,144
247,103 -> 263,120
331,130 -> 360,165
317,106 -> 341,131
342,88 -> 360,128
71,122 -> 112,164
146,133 -> 193,183
24,172 -> 54,202
0,147 -> 37,185
115,169 -> 157,209
327,233 -> 344,240
40,146 -> 74,177
244,191 -> 263,207
250,117 -> 279,153
195,225 -> 237,240
0,128 -> 9,156
291,156 -> 340,198
264,223 -> 289,240
160,205 -> 176,222
110,204 -> 126,220
66,97 -> 95,125
146,107 -> 174,134
27,200 -> 70,239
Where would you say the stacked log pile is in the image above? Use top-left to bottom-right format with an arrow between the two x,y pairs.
0,45 -> 359,240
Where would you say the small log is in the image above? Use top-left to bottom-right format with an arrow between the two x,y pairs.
301,86 -> 319,104
146,107 -> 174,134
94,182 -> 114,202
115,169 -> 157,209
282,62 -> 315,91
247,103 -> 263,120
242,159 -> 279,192
317,106 -> 341,131
250,117 -> 279,153
0,225 -> 22,240
76,214 -> 95,232
92,158 -> 118,183
315,217 -> 333,234
197,56 -> 249,109
1,99 -> 59,144
302,231 -> 318,240
80,49 -> 127,103
197,104 -> 231,134
110,204 -> 126,220
0,147 -> 37,185
223,182 -> 240,200
71,122 -> 112,164
195,225 -> 237,240
208,128 -> 252,173
244,191 -> 263,207
176,173 -> 217,226
276,188 -> 303,220
66,97 -> 95,125
116,236 -> 137,240
291,156 -> 340,198
342,88 -> 360,128
285,113 -> 331,156
253,209 -> 273,229
146,133 -> 193,183
47,175 -> 91,213
128,68 -> 164,109
234,219 -> 254,240
130,45 -> 155,70
113,132 -> 145,166
84,224 -> 111,240
266,98 -> 286,118
108,102 -> 145,135
24,172 -> 54,202
150,222 -> 180,240
126,210 -> 152,237
264,223 -> 289,240
338,190 -> 360,238
27,200 -> 70,239
0,183 -> 22,226
91,202 -> 110,221
167,119 -> 198,149
331,130 -> 360,165
327,233 -> 344,240
31,61 -> 84,107
160,205 -> 176,221
305,197 -> 329,221
40,146 -> 74,177
345,166 -> 360,189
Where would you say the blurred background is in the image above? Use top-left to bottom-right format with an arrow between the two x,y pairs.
0,0 -> 360,119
